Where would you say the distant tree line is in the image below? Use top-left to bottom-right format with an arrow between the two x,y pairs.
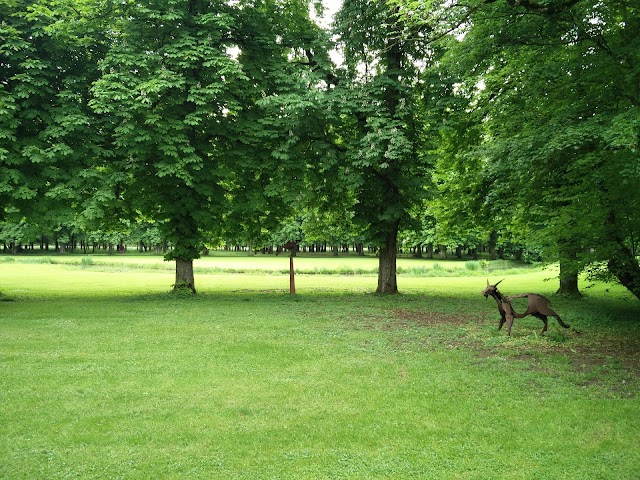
1,215 -> 534,261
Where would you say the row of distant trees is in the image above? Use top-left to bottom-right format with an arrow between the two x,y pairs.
0,215 -> 533,261
2,0 -> 638,298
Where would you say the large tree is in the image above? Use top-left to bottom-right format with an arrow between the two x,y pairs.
333,0 -> 432,293
91,0 -> 329,293
426,0 -> 640,298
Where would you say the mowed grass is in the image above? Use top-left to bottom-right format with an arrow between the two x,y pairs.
1,256 -> 639,479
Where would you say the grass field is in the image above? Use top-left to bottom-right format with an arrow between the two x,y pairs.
1,253 -> 639,479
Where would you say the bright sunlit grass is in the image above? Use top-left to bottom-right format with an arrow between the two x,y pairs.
1,250 -> 539,278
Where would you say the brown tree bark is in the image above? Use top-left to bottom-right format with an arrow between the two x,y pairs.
557,242 -> 582,297
557,265 -> 581,297
376,221 -> 399,294
604,210 -> 640,300
488,230 -> 498,260
608,243 -> 640,300
174,258 -> 196,294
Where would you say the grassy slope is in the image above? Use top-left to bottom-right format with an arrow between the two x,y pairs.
1,257 -> 638,479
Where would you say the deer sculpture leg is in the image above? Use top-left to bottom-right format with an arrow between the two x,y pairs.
539,307 -> 569,330
518,302 -> 549,335
505,314 -> 515,336
532,313 -> 549,335
502,301 -> 516,336
498,315 -> 506,331
497,307 -> 507,332
526,295 -> 570,332
497,303 -> 515,335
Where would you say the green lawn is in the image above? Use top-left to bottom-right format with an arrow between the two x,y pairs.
1,256 -> 639,479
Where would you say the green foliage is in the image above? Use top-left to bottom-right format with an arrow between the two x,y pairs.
0,0 -> 113,243
85,0 -> 334,287
171,281 -> 197,297
424,0 -> 640,295
331,0 -> 435,293
79,256 -> 94,268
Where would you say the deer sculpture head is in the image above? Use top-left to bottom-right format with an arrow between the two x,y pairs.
481,279 -> 504,299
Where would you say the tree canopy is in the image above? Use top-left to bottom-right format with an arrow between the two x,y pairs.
427,0 -> 640,298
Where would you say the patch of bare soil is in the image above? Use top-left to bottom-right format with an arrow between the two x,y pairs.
500,333 -> 640,385
569,336 -> 640,378
353,309 -> 475,332
388,309 -> 474,326
381,308 -> 640,393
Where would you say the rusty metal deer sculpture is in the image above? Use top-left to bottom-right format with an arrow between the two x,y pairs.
482,280 -> 570,336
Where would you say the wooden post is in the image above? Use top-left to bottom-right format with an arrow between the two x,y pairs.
283,240 -> 297,295
289,254 -> 296,295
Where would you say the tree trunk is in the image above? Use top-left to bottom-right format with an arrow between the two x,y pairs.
605,210 -> 640,300
174,258 -> 196,294
289,255 -> 296,295
608,243 -> 640,300
557,266 -> 581,297
557,242 -> 581,297
488,230 -> 498,260
376,222 -> 399,294
375,27 -> 401,297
